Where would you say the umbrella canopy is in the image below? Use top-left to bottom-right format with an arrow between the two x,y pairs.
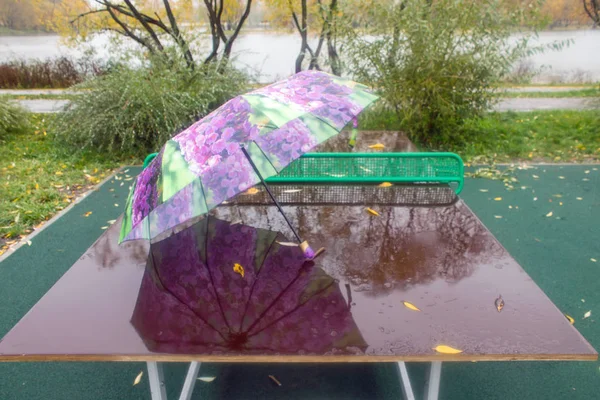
119,71 -> 378,243
131,216 -> 367,355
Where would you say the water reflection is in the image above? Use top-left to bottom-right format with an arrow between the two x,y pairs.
86,216 -> 148,269
131,217 -> 367,355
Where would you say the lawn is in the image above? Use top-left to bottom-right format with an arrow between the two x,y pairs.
0,115 -> 130,256
499,88 -> 600,98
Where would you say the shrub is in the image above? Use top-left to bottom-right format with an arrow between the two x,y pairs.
346,0 -> 541,147
52,62 -> 250,156
0,97 -> 30,138
0,56 -> 105,89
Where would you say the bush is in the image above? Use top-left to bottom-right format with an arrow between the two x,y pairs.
52,62 -> 250,156
0,97 -> 30,138
0,56 -> 105,89
346,0 -> 540,147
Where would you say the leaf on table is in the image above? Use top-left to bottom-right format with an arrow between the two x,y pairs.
245,187 -> 260,195
233,263 -> 245,278
402,301 -> 421,312
495,295 -> 504,312
197,377 -> 216,383
433,345 -> 463,354
368,143 -> 385,150
583,311 -> 591,319
366,208 -> 380,216
378,182 -> 393,188
84,211 -> 92,217
133,371 -> 143,386
479,189 -> 489,192
276,241 -> 298,247
283,189 -> 302,193
565,314 -> 575,325
494,197 -> 502,201
268,375 -> 282,387
545,211 -> 553,217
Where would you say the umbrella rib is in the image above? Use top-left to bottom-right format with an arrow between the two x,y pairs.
237,235 -> 280,332
247,279 -> 336,339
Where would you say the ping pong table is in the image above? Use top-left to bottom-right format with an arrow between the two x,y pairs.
0,184 -> 596,400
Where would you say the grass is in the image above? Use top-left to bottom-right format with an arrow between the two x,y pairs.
0,114 -> 131,256
499,88 -> 600,98
360,107 -> 600,163
2,94 -> 78,101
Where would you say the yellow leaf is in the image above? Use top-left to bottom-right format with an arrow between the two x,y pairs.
133,371 -> 143,386
84,211 -> 92,217
378,182 -> 393,188
528,152 -> 533,158
494,215 -> 502,219
576,197 -> 583,201
233,263 -> 245,278
479,189 -> 489,192
402,301 -> 421,311
565,314 -> 575,325
558,176 -> 565,180
366,208 -> 380,216
368,143 -> 385,149
494,197 -> 502,201
545,211 -> 553,217
495,295 -> 505,312
35,183 -> 39,190
433,345 -> 463,354
245,187 -> 260,195
55,171 -> 63,176
583,310 -> 591,319
114,204 -> 119,207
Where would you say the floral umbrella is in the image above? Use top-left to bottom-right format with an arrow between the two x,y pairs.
119,70 -> 378,256
131,216 -> 367,355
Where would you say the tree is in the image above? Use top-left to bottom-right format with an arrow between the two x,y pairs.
203,0 -> 253,63
583,0 -> 600,27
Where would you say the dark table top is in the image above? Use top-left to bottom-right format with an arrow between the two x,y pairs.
0,185 -> 596,362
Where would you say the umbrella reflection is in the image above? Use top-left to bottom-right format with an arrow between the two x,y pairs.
131,216 -> 367,355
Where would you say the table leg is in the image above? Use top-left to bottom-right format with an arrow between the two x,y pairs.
423,361 -> 442,400
147,362 -> 168,400
397,362 -> 416,400
178,362 -> 202,400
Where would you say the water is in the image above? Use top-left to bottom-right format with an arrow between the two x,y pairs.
1,30 -> 599,83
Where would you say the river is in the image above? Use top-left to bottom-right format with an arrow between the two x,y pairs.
0,30 -> 599,84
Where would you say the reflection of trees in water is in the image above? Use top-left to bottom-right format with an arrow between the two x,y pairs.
89,221 -> 148,269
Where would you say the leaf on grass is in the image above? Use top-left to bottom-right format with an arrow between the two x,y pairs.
366,208 -> 380,216
565,314 -> 575,325
402,301 -> 421,311
494,197 -> 502,201
368,143 -> 385,150
84,211 -> 92,217
197,377 -> 216,383
583,311 -> 591,319
55,171 -> 63,176
479,189 -> 489,193
378,182 -> 393,188
133,371 -> 143,386
433,345 -> 463,354
495,295 -> 504,312
233,263 -> 245,278
276,241 -> 298,247
245,187 -> 260,195
268,375 -> 282,386
545,211 -> 553,217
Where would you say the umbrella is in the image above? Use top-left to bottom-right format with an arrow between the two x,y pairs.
131,216 -> 367,355
119,70 -> 378,258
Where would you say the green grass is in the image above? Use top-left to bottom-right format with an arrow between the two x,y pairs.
360,107 -> 600,163
499,88 -> 600,98
2,94 -> 78,101
0,115 -> 132,255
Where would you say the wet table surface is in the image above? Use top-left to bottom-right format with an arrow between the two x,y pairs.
0,185 -> 596,362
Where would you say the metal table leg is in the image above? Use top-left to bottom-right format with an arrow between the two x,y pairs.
424,361 -> 442,400
147,362 -> 168,400
178,362 -> 202,400
397,362 -> 416,400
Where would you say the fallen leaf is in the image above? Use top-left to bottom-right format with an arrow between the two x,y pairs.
576,197 -> 583,201
585,170 -> 590,174
495,295 -> 504,312
433,345 -> 463,354
532,175 -> 539,179
245,187 -> 260,195
282,189 -> 302,193
107,219 -> 116,225
378,182 -> 393,188
552,194 -> 562,198
26,240 -> 32,246
268,375 -> 282,386
558,176 -> 566,180
591,258 -> 597,263
402,301 -> 421,312
101,226 -> 108,230
494,215 -> 502,219
533,197 -> 538,201
55,171 -> 63,176
366,208 -> 380,216
494,197 -> 502,201
545,211 -> 553,217
233,263 -> 245,278
197,377 -> 216,383
368,143 -> 385,149
84,211 -> 92,217
276,241 -> 298,247
479,189 -> 489,192
565,314 -> 575,325
114,203 -> 119,207
133,371 -> 143,386
583,311 -> 591,319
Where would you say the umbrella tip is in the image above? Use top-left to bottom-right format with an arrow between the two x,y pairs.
300,241 -> 325,260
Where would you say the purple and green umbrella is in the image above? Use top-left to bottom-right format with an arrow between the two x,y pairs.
119,70 -> 378,256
